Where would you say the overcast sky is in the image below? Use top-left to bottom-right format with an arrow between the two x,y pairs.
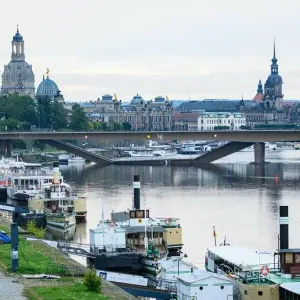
0,0 -> 300,101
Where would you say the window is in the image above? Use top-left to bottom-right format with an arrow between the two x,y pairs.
136,210 -> 144,218
199,286 -> 203,290
244,291 -> 248,295
130,211 -> 136,218
220,286 -> 224,289
285,253 -> 293,263
295,254 -> 300,263
258,291 -> 263,296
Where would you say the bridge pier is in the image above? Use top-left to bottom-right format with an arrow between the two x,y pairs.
6,140 -> 12,157
253,142 -> 265,165
0,140 -> 6,156
0,140 -> 12,157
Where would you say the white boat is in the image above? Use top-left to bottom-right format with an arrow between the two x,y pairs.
5,167 -> 56,201
58,154 -> 85,164
42,165 -> 76,229
178,142 -> 197,154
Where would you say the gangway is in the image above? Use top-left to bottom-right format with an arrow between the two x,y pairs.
44,139 -> 113,165
57,241 -> 93,257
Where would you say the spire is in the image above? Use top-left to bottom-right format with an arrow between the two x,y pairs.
272,38 -> 277,64
257,79 -> 263,93
271,39 -> 278,75
17,24 -> 19,34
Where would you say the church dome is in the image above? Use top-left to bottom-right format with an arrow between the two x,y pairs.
131,94 -> 144,105
36,75 -> 59,98
12,28 -> 23,42
265,74 -> 283,87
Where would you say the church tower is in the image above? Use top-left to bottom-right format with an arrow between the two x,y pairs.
263,41 -> 283,111
1,26 -> 35,98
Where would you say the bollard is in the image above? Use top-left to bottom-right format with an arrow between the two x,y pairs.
11,222 -> 18,272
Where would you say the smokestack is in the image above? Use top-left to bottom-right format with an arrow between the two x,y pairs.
279,206 -> 289,250
133,175 -> 140,210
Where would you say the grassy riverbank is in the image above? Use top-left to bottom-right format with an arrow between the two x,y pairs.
0,222 -> 135,300
25,281 -> 109,300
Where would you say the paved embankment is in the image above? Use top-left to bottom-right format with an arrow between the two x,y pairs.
0,273 -> 26,300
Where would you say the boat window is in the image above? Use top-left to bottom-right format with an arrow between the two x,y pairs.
146,210 -> 149,218
295,254 -> 300,263
14,179 -> 18,185
258,291 -> 263,296
136,210 -> 144,218
30,179 -> 34,185
130,211 -> 136,218
285,253 -> 293,263
55,187 -> 59,192
199,287 -> 203,290
21,179 -> 24,186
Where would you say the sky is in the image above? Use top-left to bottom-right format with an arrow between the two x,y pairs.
0,0 -> 300,102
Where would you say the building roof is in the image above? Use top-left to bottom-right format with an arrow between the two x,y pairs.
173,112 -> 200,122
176,100 -> 243,112
36,75 -> 59,98
207,246 -> 275,271
161,259 -> 197,271
281,283 -> 300,295
178,269 -> 233,284
253,93 -> 264,102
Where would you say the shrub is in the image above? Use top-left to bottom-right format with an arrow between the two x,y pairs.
26,220 -> 45,239
83,269 -> 102,292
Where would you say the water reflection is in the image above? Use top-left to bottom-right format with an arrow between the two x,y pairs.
58,151 -> 300,267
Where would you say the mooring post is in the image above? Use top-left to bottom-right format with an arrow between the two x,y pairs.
11,222 -> 19,272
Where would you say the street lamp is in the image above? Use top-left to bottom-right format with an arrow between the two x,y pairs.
17,125 -> 19,134
178,253 -> 188,276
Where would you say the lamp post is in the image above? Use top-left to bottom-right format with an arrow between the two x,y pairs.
17,125 -> 19,134
178,253 -> 188,276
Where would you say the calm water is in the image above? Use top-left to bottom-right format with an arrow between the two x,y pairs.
60,149 -> 300,268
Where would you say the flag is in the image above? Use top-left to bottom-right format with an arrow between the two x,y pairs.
213,226 -> 217,237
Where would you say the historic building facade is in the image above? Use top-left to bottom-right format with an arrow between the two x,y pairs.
1,27 -> 35,97
84,94 -> 173,130
197,112 -> 246,131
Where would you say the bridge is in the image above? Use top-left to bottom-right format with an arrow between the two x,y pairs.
1,130 -> 299,165
0,130 -> 299,141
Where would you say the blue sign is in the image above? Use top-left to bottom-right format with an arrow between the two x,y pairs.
98,272 -> 107,280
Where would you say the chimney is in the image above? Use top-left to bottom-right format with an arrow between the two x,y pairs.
279,206 -> 289,250
133,175 -> 140,210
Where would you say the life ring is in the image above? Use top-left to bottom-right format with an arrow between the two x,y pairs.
165,218 -> 171,225
260,265 -> 270,276
110,220 -> 116,227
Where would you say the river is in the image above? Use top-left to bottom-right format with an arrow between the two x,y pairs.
60,149 -> 300,268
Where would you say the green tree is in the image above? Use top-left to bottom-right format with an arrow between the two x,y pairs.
0,95 -> 37,125
50,100 -> 68,130
12,140 -> 26,149
33,140 -> 46,151
122,122 -> 132,131
70,104 -> 89,131
93,122 -> 102,131
36,96 -> 52,128
112,122 -> 124,131
101,122 -> 108,131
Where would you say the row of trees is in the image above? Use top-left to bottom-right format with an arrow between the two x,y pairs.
0,95 -> 133,132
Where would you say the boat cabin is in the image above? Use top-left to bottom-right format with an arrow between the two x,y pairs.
277,249 -> 300,278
